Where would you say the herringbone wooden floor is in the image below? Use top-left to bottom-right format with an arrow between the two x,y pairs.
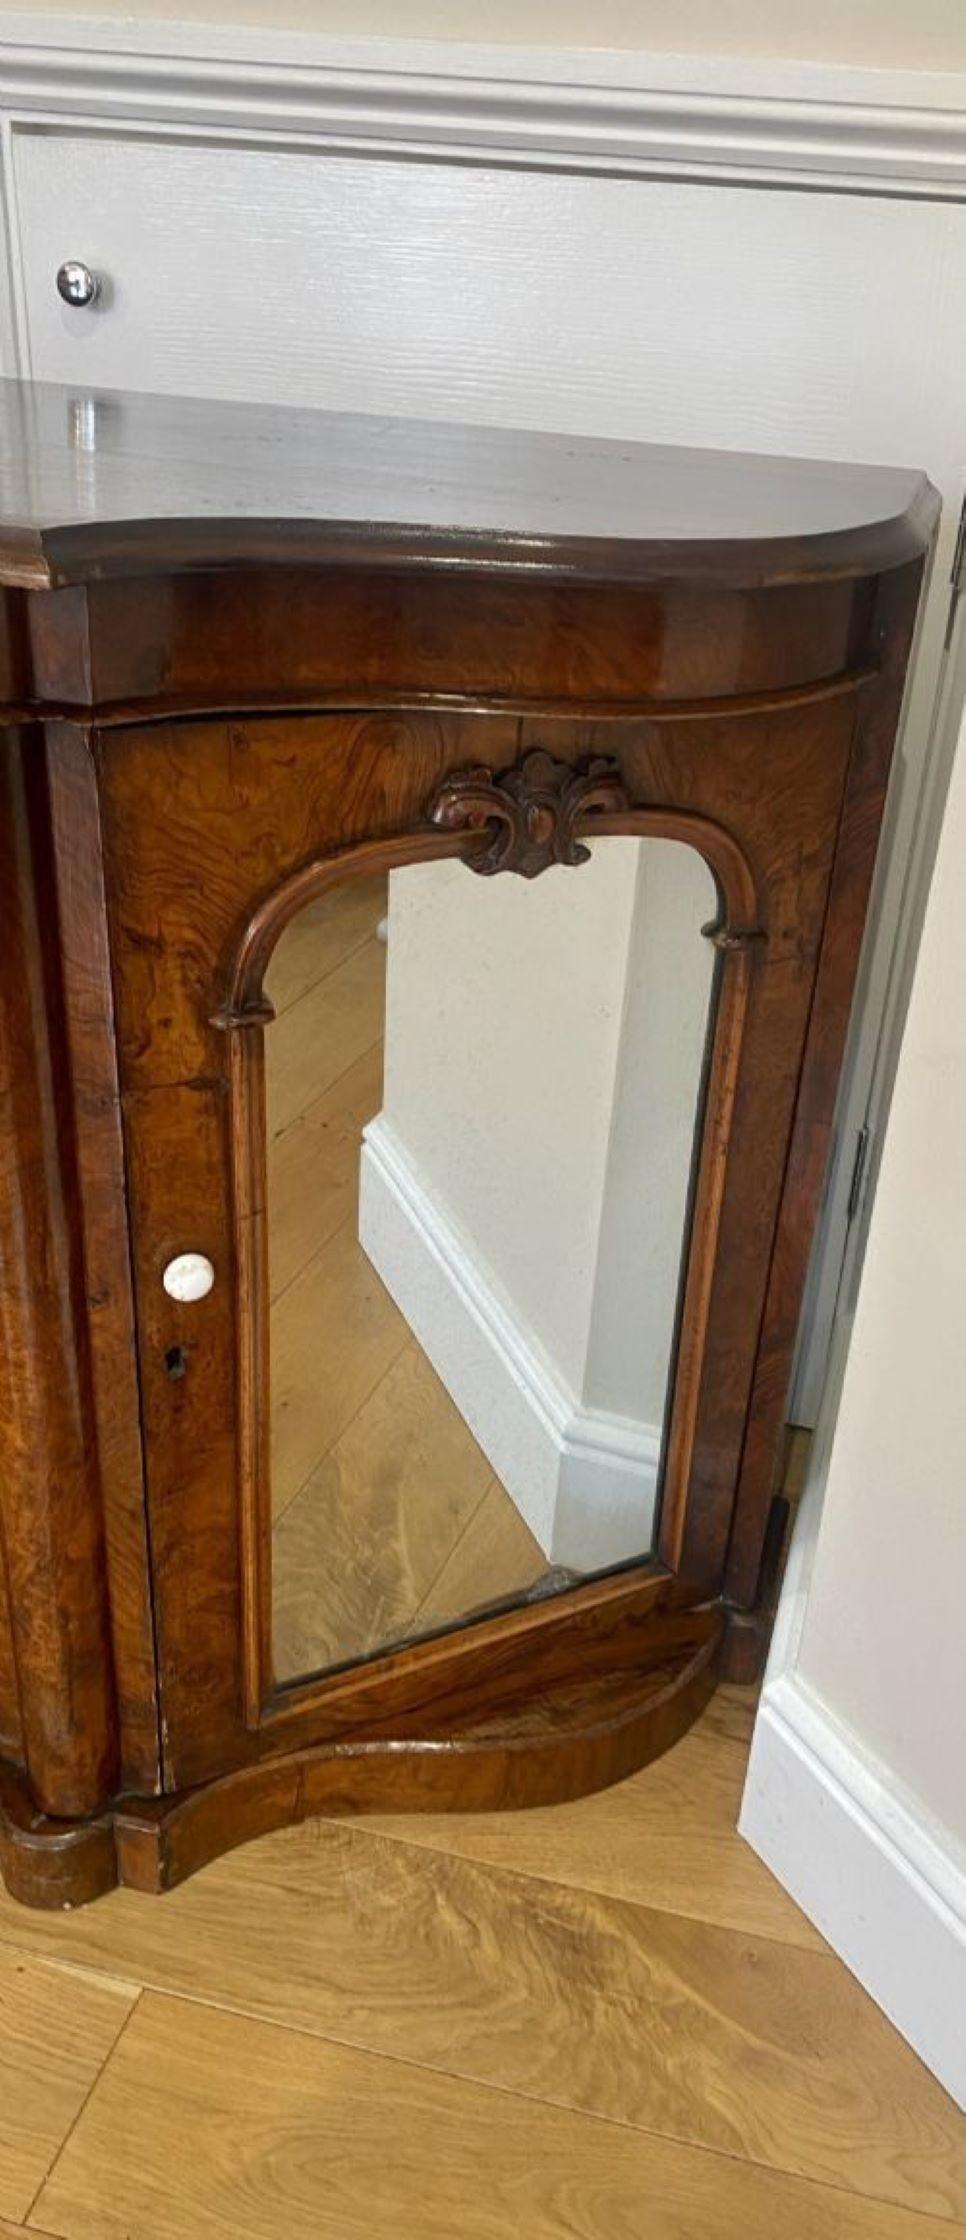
1,1680 -> 964,2238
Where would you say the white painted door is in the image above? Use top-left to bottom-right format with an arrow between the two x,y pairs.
8,125 -> 966,1416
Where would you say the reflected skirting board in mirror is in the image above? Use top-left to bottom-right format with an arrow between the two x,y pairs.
0,382 -> 937,1907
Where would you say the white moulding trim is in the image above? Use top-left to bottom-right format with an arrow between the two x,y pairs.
741,1668 -> 966,2109
0,15 -> 965,193
358,1113 -> 660,1571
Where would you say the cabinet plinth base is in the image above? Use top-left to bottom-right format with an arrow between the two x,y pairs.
0,1605 -> 722,1907
0,1763 -> 118,1910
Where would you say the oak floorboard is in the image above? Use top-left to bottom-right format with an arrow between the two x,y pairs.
696,1681 -> 759,1748
270,1214 -> 409,1518
29,1990 -> 966,2240
357,1690 -> 813,1945
272,1341 -> 496,1679
266,1041 -> 383,1301
410,1474 -> 547,1635
264,932 -> 386,1137
0,1949 -> 134,2224
2,1818 -> 964,2222
197,1826 -> 966,2223
263,872 -> 387,1018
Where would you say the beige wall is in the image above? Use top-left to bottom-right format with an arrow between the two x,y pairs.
380,840 -> 714,1424
381,846 -> 643,1401
795,710 -> 966,1847
2,0 -> 966,71
582,839 -> 715,1422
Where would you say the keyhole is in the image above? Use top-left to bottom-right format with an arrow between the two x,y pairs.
165,1344 -> 187,1382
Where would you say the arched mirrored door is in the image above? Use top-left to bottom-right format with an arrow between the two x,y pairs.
264,837 -> 718,1687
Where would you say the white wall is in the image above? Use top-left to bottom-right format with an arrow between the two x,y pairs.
378,847 -> 643,1401
2,0 -> 966,71
741,704 -> 966,2107
582,841 -> 716,1422
795,721 -> 966,1843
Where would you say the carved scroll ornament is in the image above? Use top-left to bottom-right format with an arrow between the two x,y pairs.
427,750 -> 629,879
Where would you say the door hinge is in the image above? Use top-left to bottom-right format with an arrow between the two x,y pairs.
945,497 -> 966,648
846,1122 -> 872,1225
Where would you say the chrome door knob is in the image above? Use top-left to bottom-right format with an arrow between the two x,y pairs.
56,261 -> 101,308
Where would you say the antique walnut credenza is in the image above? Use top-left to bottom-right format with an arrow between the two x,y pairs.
0,381 -> 935,1907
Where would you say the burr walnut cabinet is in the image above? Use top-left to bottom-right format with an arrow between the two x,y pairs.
0,379 -> 935,1907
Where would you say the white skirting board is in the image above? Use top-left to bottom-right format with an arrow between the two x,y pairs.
358,1115 -> 660,1570
740,1672 -> 966,2110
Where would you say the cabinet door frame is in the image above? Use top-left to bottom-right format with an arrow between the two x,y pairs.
99,678 -> 869,1791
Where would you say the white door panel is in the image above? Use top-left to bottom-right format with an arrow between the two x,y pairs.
11,131 -> 966,461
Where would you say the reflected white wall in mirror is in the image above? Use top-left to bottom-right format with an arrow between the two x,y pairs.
365,839 -> 717,1568
265,837 -> 717,1688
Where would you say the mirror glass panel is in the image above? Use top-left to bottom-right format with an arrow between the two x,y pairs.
267,839 -> 717,1687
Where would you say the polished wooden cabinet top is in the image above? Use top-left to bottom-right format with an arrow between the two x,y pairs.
0,379 -> 936,591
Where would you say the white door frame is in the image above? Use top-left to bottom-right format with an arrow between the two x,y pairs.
1,11 -> 964,1430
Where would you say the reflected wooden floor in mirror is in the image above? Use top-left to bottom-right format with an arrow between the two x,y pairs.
265,872 -> 547,1683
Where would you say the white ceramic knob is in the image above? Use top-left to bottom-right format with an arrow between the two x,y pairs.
162,1252 -> 215,1303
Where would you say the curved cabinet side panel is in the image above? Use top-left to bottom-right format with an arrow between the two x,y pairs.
0,725 -> 118,1817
